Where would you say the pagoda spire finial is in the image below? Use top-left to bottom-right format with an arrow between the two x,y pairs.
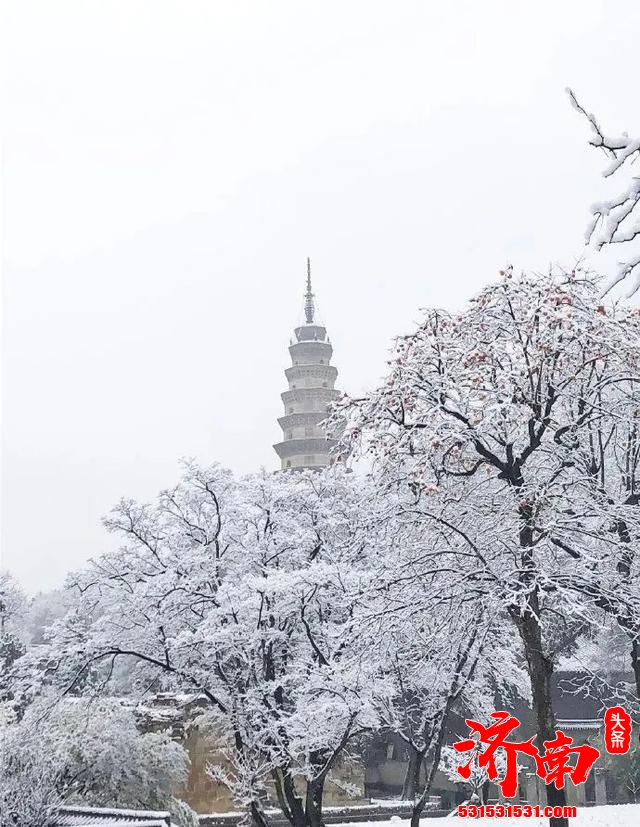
304,257 -> 315,324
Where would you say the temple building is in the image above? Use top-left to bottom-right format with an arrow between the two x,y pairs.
273,260 -> 340,470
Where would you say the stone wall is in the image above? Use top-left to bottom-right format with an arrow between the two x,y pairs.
180,727 -> 366,814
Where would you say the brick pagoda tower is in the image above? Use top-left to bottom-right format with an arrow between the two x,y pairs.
274,260 -> 340,470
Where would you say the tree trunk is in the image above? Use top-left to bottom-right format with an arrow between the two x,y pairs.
632,639 -> 640,699
401,745 -> 423,800
517,607 -> 569,827
272,768 -> 306,827
250,801 -> 270,827
305,777 -> 325,827
410,717 -> 449,827
615,515 -> 640,699
517,501 -> 569,827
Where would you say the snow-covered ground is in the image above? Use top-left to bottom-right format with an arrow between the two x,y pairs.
334,803 -> 640,826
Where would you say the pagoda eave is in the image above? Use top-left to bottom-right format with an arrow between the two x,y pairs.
273,437 -> 337,460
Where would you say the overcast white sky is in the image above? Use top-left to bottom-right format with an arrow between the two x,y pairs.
2,0 -> 639,592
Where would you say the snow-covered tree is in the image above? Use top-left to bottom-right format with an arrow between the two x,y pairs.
0,695 -> 194,826
349,491 -> 526,825
0,716 -> 61,827
25,588 -> 74,646
0,572 -> 28,675
58,464 -> 381,827
440,743 -> 507,807
329,269 -> 640,827
0,572 -> 27,637
568,90 -> 640,295
0,573 -> 30,719
369,592 -> 523,827
602,739 -> 640,804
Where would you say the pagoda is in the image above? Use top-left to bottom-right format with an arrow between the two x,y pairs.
273,260 -> 340,470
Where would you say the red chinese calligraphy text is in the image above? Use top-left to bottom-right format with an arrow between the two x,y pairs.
454,711 -> 600,797
604,706 -> 631,754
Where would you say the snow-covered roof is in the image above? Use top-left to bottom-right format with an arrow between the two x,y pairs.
57,821 -> 169,827
54,806 -> 172,827
555,718 -> 602,732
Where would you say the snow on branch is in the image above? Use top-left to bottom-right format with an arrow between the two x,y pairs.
568,88 -> 640,295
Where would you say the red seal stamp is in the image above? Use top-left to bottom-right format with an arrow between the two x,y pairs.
604,706 -> 631,754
